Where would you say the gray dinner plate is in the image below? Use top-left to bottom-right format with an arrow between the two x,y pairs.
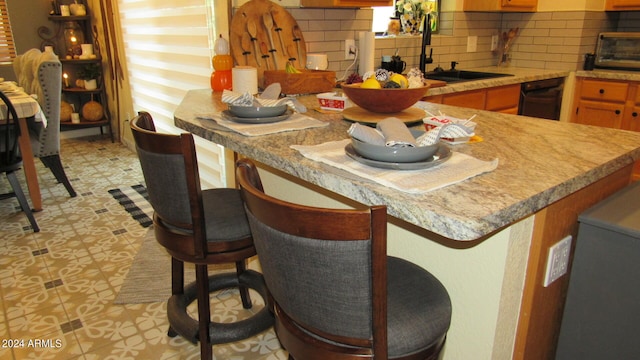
345,143 -> 451,170
227,104 -> 288,118
221,110 -> 292,124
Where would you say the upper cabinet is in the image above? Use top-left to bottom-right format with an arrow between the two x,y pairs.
464,0 -> 537,12
606,0 -> 640,10
301,0 -> 392,7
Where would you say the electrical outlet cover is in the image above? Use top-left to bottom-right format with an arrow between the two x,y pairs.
345,39 -> 356,60
491,35 -> 499,52
543,235 -> 572,287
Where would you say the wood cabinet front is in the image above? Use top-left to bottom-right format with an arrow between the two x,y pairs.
423,83 -> 521,114
301,0 -> 391,7
442,89 -> 486,110
606,0 -> 640,10
486,84 -> 521,113
464,0 -> 537,11
572,77 -> 640,181
623,84 -> 640,132
574,100 -> 624,129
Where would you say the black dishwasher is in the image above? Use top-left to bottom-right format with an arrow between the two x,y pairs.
519,78 -> 564,120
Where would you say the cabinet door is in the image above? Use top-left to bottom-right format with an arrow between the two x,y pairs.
464,0 -> 536,11
575,100 -> 624,129
421,94 -> 443,104
301,0 -> 392,7
606,0 -> 640,10
579,80 -> 629,102
486,84 -> 520,112
502,0 -> 537,8
443,89 -> 486,110
623,105 -> 640,132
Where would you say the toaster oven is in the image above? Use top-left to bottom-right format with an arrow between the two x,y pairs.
595,32 -> 640,70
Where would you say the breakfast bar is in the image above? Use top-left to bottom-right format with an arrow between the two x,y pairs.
174,89 -> 640,359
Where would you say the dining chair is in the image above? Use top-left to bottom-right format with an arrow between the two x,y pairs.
0,91 -> 39,232
236,158 -> 452,360
13,49 -> 76,197
130,112 -> 273,360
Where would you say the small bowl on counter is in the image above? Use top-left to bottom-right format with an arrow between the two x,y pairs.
351,138 -> 439,163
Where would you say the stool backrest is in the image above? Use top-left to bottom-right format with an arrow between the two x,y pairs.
236,158 -> 389,357
130,112 -> 207,259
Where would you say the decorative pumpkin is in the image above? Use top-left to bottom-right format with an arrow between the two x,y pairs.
60,101 -> 73,122
69,1 -> 86,16
211,70 -> 232,91
212,54 -> 233,71
214,34 -> 230,55
82,101 -> 104,122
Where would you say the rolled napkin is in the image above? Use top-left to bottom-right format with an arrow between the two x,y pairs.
376,117 -> 417,148
221,89 -> 297,109
347,123 -> 385,146
416,123 -> 474,146
221,89 -> 255,106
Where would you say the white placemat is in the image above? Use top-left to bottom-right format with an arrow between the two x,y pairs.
196,112 -> 328,136
292,139 -> 499,194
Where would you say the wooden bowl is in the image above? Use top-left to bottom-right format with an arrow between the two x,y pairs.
340,83 -> 430,113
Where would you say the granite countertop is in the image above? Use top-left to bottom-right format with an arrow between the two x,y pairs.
425,67 -> 571,96
575,69 -> 640,81
174,89 -> 640,241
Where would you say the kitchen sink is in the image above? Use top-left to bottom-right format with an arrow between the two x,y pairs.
425,70 -> 514,83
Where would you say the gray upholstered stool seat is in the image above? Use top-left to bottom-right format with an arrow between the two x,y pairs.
387,256 -> 451,357
202,188 -> 252,242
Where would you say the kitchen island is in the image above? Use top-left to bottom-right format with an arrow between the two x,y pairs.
174,89 -> 640,359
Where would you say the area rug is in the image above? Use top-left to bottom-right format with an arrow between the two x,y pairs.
114,228 -> 236,304
108,184 -> 153,227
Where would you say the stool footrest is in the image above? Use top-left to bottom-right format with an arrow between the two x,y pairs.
167,270 -> 273,344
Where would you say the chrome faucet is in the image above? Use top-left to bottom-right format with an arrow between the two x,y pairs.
419,14 -> 433,75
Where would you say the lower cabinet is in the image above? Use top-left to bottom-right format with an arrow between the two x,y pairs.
571,78 -> 638,131
423,83 -> 520,114
572,77 -> 640,180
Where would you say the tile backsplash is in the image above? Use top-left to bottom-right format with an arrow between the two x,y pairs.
285,7 -> 629,75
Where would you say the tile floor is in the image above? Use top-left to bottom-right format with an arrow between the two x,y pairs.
0,136 -> 286,359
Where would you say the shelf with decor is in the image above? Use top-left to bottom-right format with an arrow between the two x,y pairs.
45,0 -> 113,141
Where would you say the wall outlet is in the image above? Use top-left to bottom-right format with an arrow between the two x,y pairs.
345,39 -> 356,60
543,235 -> 572,287
467,36 -> 478,52
491,34 -> 499,52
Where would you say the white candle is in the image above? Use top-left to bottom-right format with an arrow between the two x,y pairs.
63,73 -> 69,88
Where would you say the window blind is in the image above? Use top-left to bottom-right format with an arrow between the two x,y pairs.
118,0 -> 227,188
0,0 -> 16,64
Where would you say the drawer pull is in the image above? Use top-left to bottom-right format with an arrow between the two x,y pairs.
633,112 -> 638,118
599,89 -> 605,94
615,109 -> 621,115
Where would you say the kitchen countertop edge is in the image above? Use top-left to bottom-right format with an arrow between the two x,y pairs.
174,89 -> 640,241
